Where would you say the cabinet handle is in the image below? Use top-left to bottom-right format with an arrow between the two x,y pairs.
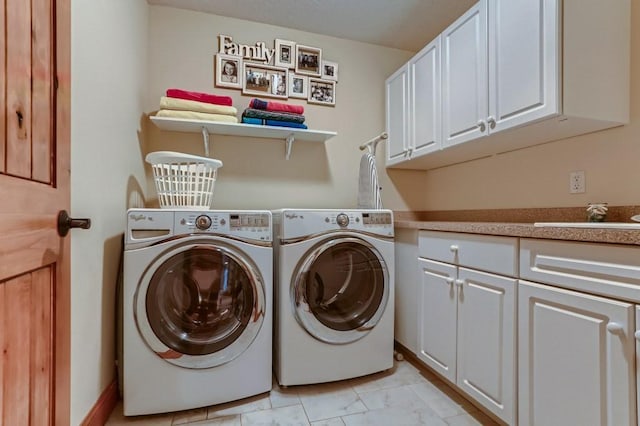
487,116 -> 496,129
407,147 -> 413,157
606,322 -> 624,334
455,279 -> 464,288
477,120 -> 486,132
449,245 -> 459,252
446,277 -> 455,286
634,330 -> 640,340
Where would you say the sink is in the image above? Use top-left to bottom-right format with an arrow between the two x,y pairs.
534,222 -> 640,230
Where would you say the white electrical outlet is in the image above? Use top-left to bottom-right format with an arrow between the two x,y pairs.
569,171 -> 585,194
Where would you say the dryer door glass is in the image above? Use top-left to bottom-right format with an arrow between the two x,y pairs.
294,237 -> 388,344
145,247 -> 255,357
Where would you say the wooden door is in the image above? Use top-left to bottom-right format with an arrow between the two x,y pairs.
456,267 -> 516,425
519,280 -> 636,426
0,0 -> 70,424
384,63 -> 409,165
441,0 -> 488,148
417,258 -> 457,384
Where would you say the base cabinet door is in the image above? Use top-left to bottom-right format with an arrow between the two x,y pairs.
519,280 -> 636,426
417,258 -> 457,383
418,259 -> 516,424
457,267 -> 516,425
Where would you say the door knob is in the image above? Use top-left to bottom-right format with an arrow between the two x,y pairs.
57,210 -> 91,237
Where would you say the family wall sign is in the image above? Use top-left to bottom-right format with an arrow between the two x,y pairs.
215,34 -> 339,106
218,35 -> 275,63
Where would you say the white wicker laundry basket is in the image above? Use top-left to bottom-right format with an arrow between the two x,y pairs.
146,151 -> 223,209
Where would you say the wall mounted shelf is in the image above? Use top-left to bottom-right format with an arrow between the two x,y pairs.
150,116 -> 337,160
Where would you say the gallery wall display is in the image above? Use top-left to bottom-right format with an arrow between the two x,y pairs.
214,34 -> 338,106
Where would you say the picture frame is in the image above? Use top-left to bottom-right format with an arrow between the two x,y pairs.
214,53 -> 243,89
274,39 -> 296,69
308,78 -> 336,106
295,44 -> 322,77
288,73 -> 308,99
321,60 -> 339,81
243,62 -> 288,99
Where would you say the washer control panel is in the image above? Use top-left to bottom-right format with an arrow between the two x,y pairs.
174,211 -> 271,241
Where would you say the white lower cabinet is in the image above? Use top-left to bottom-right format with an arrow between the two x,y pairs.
418,231 -> 517,424
519,238 -> 640,426
518,280 -> 635,426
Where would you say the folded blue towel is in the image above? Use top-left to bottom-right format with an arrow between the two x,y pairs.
242,117 -> 308,129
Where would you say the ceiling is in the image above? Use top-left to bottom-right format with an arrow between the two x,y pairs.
146,0 -> 477,52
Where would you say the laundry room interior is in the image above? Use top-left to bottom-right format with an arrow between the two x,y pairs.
4,0 -> 640,425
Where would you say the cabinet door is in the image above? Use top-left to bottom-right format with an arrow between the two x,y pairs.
442,0 -> 488,148
457,267 -> 516,425
417,258 -> 457,384
409,36 -> 441,159
488,0 -> 560,133
385,64 -> 409,165
519,280 -> 636,426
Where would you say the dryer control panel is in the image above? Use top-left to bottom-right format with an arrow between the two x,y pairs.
277,209 -> 393,239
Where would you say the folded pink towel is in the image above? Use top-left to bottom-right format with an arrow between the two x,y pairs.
166,89 -> 233,106
249,98 -> 304,115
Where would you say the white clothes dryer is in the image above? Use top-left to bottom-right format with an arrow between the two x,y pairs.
272,209 -> 395,386
121,209 -> 272,416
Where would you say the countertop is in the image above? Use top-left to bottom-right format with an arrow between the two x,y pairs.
394,220 -> 640,246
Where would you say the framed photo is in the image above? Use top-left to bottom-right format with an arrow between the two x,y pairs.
215,53 -> 243,89
308,78 -> 336,106
243,62 -> 288,99
274,39 -> 296,69
321,60 -> 339,81
288,73 -> 308,99
295,44 -> 322,77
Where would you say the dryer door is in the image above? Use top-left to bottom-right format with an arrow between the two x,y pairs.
134,240 -> 265,369
293,237 -> 389,344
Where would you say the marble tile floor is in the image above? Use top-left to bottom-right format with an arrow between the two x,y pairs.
106,359 -> 499,426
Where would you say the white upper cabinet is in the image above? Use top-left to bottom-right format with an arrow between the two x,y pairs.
410,36 -> 442,158
386,36 -> 441,167
442,1 -> 488,148
385,64 -> 409,165
387,0 -> 630,170
488,0 -> 559,133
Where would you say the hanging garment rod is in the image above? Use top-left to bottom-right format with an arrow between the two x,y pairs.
359,132 -> 388,154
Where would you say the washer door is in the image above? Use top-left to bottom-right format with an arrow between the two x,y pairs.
135,240 -> 265,369
292,236 -> 389,344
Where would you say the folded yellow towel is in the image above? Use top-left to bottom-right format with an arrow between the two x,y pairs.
156,109 -> 239,123
160,96 -> 238,116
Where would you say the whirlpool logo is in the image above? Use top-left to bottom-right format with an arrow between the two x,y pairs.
285,213 -> 303,220
129,213 -> 153,222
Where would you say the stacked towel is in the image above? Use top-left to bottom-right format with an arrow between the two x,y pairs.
242,98 -> 307,129
157,89 -> 238,123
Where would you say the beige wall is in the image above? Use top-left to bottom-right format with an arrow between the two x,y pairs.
403,1 -> 640,211
146,6 -> 420,210
71,1 -> 148,423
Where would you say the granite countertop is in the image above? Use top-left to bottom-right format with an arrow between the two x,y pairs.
394,220 -> 640,246
394,206 -> 640,245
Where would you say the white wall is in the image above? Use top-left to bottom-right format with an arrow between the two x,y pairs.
401,1 -> 640,211
70,1 -> 149,423
146,6 -> 420,210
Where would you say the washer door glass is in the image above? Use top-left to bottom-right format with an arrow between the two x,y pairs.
136,243 -> 265,369
293,237 -> 388,344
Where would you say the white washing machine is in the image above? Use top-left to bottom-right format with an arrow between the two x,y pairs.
273,209 -> 395,386
121,208 -> 272,416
